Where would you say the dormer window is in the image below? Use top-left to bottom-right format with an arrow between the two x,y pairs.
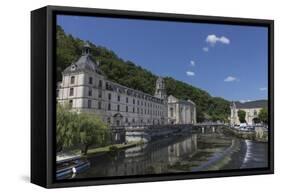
71,64 -> 76,71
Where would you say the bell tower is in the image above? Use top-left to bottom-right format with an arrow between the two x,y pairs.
154,77 -> 167,100
82,42 -> 91,56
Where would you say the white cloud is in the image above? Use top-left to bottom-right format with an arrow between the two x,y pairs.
202,47 -> 209,52
186,71 -> 195,76
224,76 -> 238,82
190,60 -> 195,66
239,99 -> 251,103
206,34 -> 230,46
259,87 -> 267,91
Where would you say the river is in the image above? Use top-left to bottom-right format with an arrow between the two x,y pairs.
74,128 -> 268,179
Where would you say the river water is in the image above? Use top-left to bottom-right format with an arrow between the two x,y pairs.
74,128 -> 268,179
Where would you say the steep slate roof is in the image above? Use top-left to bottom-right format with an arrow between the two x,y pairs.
234,100 -> 268,109
168,95 -> 195,105
63,43 -> 102,74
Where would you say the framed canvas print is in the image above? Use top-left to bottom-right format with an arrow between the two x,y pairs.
31,5 -> 274,188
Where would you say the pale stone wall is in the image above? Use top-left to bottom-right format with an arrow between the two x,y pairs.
57,70 -> 168,127
167,95 -> 196,124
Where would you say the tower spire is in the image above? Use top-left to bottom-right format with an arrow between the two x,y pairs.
82,42 -> 91,56
154,77 -> 167,100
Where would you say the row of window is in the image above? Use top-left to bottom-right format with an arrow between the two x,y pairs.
70,76 -> 102,87
69,75 -> 163,104
69,87 -> 163,109
107,117 -> 163,126
67,99 -> 163,116
86,100 -> 164,116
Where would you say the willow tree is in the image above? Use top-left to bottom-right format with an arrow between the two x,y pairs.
78,113 -> 110,155
56,103 -> 80,152
56,104 -> 110,154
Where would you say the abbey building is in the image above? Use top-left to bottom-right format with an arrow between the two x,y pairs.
57,43 -> 196,126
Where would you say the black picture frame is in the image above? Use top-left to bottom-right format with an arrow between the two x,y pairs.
31,5 -> 274,188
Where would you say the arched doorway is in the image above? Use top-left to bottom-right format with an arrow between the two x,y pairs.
113,113 -> 123,126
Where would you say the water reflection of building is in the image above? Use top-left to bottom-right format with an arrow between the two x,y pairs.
167,134 -> 197,164
230,100 -> 267,125
96,134 -> 198,176
168,95 -> 196,124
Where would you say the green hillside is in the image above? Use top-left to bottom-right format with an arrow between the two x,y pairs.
56,25 -> 230,122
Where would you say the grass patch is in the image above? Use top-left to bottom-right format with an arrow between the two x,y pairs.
86,142 -> 141,157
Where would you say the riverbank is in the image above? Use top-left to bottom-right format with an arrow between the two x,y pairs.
222,127 -> 268,142
85,141 -> 143,157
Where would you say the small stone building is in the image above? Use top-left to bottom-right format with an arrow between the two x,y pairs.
230,100 -> 267,125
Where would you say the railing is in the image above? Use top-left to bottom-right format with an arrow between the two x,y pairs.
111,123 -> 194,131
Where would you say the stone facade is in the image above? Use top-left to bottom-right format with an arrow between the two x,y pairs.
167,95 -> 196,124
57,43 -> 169,127
57,43 -> 196,127
230,100 -> 267,125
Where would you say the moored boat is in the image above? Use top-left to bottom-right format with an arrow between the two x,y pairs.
56,153 -> 90,180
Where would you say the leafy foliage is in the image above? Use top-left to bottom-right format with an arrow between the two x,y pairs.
56,25 -> 230,122
56,103 -> 110,154
78,112 -> 110,155
258,108 -> 268,124
238,110 -> 246,123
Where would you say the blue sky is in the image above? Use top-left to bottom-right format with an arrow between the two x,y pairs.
57,15 -> 268,101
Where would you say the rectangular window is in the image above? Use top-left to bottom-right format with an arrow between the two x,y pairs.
98,101 -> 102,109
118,95 -> 120,101
126,97 -> 128,103
108,93 -> 111,100
98,90 -> 102,98
126,106 -> 128,112
117,105 -> 120,111
133,99 -> 135,104
69,88 -> 74,96
89,77 -> 93,84
88,88 -> 92,96
70,76 -> 75,84
170,108 -> 174,117
99,80 -> 103,88
108,103 -> 111,110
88,100 -> 91,108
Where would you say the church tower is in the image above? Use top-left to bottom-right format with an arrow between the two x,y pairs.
154,77 -> 167,100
